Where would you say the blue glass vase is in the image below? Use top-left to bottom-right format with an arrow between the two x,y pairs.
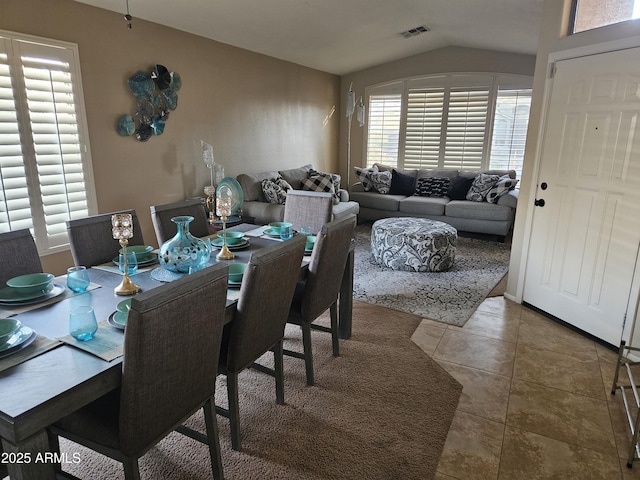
159,216 -> 211,273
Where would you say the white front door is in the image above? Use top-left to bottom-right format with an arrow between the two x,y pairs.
523,47 -> 640,346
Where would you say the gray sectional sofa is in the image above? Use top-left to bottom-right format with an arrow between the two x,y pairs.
236,164 -> 360,225
350,166 -> 518,241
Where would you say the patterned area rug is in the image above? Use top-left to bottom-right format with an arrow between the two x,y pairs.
353,224 -> 511,326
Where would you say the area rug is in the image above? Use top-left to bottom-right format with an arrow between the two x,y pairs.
353,225 -> 511,327
57,301 -> 462,480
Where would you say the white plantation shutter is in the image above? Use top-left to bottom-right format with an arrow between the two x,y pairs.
366,93 -> 401,168
489,89 -> 531,179
364,74 -> 531,176
0,31 -> 95,252
0,41 -> 32,233
443,84 -> 490,170
404,86 -> 444,170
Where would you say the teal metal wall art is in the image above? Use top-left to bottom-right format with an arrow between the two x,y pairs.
117,64 -> 181,142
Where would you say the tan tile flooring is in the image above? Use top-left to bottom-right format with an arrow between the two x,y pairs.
410,296 -> 640,480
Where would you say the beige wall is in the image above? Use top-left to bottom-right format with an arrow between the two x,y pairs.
337,46 -> 536,185
507,0 -> 640,301
0,0 -> 340,275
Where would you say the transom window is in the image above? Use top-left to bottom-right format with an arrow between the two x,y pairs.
572,0 -> 640,33
365,74 -> 531,180
0,30 -> 96,254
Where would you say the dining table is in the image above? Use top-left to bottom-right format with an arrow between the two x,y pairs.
0,224 -> 354,479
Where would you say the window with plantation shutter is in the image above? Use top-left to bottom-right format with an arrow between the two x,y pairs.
363,74 -> 531,179
0,31 -> 96,254
404,86 -> 444,170
366,91 -> 401,168
489,89 -> 531,176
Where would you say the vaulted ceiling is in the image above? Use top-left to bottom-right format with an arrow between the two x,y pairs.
73,0 -> 544,75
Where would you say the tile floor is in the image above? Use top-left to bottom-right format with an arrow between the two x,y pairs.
410,295 -> 640,480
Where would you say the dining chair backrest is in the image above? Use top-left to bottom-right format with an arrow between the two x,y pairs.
150,198 -> 209,246
301,214 -> 356,322
119,263 -> 228,456
66,210 -> 145,268
283,189 -> 333,235
225,234 -> 306,371
0,229 -> 43,287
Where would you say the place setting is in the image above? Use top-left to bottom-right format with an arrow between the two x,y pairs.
0,316 -> 62,373
107,299 -> 130,330
211,231 -> 251,250
0,272 -> 65,308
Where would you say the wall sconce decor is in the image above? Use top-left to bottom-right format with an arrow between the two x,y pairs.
117,64 -> 181,142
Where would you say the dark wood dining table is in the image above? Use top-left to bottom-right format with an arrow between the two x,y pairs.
0,226 -> 354,479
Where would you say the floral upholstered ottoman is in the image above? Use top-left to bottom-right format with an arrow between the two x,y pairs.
371,217 -> 457,272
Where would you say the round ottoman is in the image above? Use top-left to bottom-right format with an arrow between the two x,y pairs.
371,218 -> 457,272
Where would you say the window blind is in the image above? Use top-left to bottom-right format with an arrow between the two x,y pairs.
0,32 -> 95,252
489,89 -> 531,176
366,94 -> 401,168
404,87 -> 444,170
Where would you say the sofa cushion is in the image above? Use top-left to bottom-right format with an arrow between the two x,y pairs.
486,175 -> 519,204
353,165 -> 379,191
414,177 -> 450,197
399,196 -> 448,216
349,191 -> 403,212
446,200 -> 514,222
447,176 -> 475,200
278,164 -> 313,189
466,173 -> 500,202
237,170 -> 279,202
389,169 -> 416,196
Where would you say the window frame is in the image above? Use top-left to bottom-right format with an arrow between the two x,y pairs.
363,73 -> 532,178
0,29 -> 97,256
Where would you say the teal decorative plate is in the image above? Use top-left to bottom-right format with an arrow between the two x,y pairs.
108,311 -> 126,330
0,326 -> 35,355
216,177 -> 244,215
0,284 -> 53,303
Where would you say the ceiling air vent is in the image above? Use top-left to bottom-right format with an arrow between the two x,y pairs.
400,25 -> 430,39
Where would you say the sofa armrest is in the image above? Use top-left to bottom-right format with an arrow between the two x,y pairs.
338,188 -> 350,202
497,189 -> 519,209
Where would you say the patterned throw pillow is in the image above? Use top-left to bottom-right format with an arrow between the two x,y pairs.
353,165 -> 379,191
300,174 -> 336,198
261,179 -> 287,205
414,177 -> 451,197
466,173 -> 501,202
275,176 -> 293,192
486,175 -> 518,204
307,170 -> 341,204
368,171 -> 392,194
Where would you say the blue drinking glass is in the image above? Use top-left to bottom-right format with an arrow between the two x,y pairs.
280,224 -> 293,240
67,266 -> 90,293
119,251 -> 138,275
69,305 -> 98,341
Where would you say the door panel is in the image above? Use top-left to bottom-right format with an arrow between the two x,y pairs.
524,48 -> 640,345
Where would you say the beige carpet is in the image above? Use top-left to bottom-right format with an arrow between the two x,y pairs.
58,301 -> 462,480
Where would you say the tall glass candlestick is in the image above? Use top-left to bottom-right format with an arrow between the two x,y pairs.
111,213 -> 140,295
216,185 -> 234,260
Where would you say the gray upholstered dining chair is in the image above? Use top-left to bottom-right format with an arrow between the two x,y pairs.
217,234 -> 306,451
48,263 -> 229,480
150,198 -> 209,246
66,210 -> 145,267
0,229 -> 43,287
283,214 -> 356,386
283,189 -> 333,235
